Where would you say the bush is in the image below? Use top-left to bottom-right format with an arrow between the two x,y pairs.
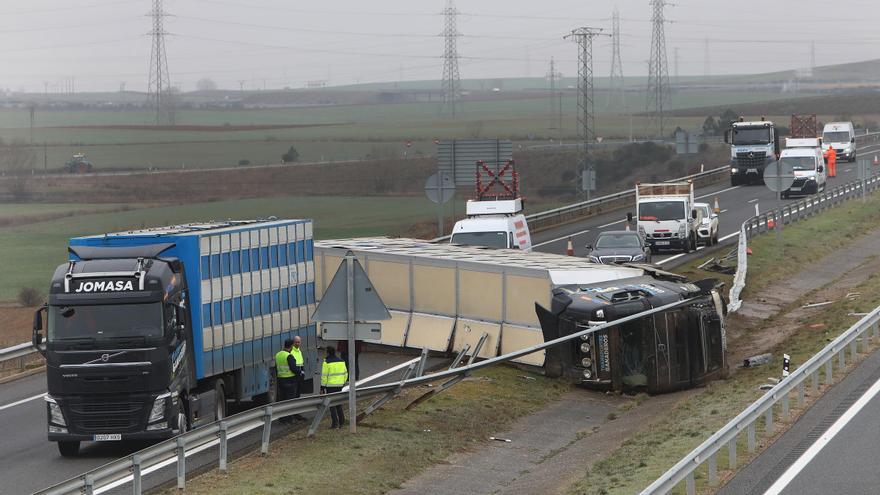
282,146 -> 300,163
18,287 -> 41,307
238,159 -> 251,167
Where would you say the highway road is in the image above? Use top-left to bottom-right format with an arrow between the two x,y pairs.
530,141 -> 880,269
719,345 -> 880,495
4,142 -> 880,494
0,351 -> 445,494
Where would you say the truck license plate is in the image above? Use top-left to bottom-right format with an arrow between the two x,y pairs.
655,241 -> 670,246
93,434 -> 122,441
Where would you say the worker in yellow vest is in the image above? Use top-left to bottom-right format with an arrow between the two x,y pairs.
321,346 -> 349,429
274,339 -> 298,424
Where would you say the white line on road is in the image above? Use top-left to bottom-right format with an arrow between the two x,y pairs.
720,209 -> 729,213
532,228 -> 591,248
0,393 -> 44,412
597,219 -> 627,229
763,374 -> 880,495
748,198 -> 759,203
655,231 -> 739,265
696,185 -> 740,200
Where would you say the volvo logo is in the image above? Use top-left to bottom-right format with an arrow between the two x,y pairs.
101,353 -> 110,362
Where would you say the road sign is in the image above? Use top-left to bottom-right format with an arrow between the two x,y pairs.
424,171 -> 456,204
312,253 -> 391,323
436,139 -> 513,186
763,161 -> 795,192
321,322 -> 381,341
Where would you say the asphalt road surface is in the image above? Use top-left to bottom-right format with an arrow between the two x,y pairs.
0,350 -> 445,495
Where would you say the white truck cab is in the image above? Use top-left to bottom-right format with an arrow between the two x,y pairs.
450,198 -> 532,251
635,182 -> 698,253
780,138 -> 826,198
822,122 -> 856,162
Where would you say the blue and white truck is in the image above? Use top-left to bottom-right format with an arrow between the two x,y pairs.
32,220 -> 317,456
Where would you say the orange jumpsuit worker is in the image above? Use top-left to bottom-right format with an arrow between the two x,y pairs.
827,147 -> 837,177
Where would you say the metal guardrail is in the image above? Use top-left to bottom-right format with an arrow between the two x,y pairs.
433,165 -> 732,242
36,297 -> 700,495
641,304 -> 880,495
0,342 -> 39,374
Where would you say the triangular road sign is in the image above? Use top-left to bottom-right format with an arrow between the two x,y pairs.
312,252 -> 391,322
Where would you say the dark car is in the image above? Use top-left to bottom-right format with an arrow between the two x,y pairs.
586,230 -> 652,264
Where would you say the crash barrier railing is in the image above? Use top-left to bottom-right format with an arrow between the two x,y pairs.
433,165 -> 732,242
640,303 -> 880,495
727,171 -> 880,313
0,342 -> 39,374
36,297 -> 702,495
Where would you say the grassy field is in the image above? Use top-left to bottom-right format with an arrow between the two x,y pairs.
0,89 -> 784,169
162,366 -> 569,495
0,195 -> 554,301
567,191 -> 880,495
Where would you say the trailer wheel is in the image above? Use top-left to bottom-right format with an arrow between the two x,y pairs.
214,380 -> 227,421
58,441 -> 80,457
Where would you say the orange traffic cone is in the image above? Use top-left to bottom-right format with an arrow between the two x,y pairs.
874,155 -> 879,167
713,197 -> 721,214
767,218 -> 775,229
566,237 -> 574,256
746,247 -> 753,255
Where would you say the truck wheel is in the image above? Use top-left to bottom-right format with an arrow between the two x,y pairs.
58,441 -> 80,457
730,176 -> 738,187
214,380 -> 227,421
683,238 -> 692,253
177,411 -> 189,434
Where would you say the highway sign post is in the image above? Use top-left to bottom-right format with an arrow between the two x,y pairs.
763,161 -> 795,240
425,170 -> 456,236
312,251 -> 391,433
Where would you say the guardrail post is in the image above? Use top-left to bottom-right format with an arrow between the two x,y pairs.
782,392 -> 790,419
132,454 -> 142,495
874,322 -> 879,341
261,406 -> 273,456
309,398 -> 331,437
728,438 -> 737,469
416,348 -> 429,377
747,422 -> 756,452
851,339 -> 858,361
176,436 -> 186,490
84,474 -> 95,495
826,358 -> 833,384
812,370 -> 819,393
797,382 -> 805,408
839,349 -> 846,370
219,422 -> 228,473
765,407 -> 774,434
708,453 -> 718,485
686,472 -> 695,495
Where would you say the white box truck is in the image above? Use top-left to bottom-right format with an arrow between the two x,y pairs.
822,122 -> 856,162
450,198 -> 532,251
635,182 -> 698,253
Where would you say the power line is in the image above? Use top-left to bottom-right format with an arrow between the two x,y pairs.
147,0 -> 174,125
646,0 -> 671,138
441,0 -> 462,118
704,37 -> 710,78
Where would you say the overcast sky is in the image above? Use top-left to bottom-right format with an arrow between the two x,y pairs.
2,0 -> 879,93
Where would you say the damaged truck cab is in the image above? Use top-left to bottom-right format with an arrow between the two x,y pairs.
538,275 -> 726,394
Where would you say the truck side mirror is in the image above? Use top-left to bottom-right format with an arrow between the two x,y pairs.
32,305 -> 46,354
626,212 -> 633,222
818,165 -> 824,173
691,210 -> 698,220
723,129 -> 731,144
852,137 -> 856,143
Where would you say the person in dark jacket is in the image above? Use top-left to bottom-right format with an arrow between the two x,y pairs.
336,339 -> 363,381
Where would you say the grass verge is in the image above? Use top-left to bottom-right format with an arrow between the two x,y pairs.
165,366 -> 569,495
567,192 -> 880,495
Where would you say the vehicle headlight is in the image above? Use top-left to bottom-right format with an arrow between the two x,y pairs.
581,357 -> 592,368
580,342 -> 591,353
46,397 -> 66,426
731,168 -> 739,174
583,369 -> 592,379
632,254 -> 645,262
580,334 -> 590,341
48,425 -> 68,434
678,223 -> 686,234
595,309 -> 605,319
588,256 -> 600,263
147,421 -> 169,431
148,393 -> 170,424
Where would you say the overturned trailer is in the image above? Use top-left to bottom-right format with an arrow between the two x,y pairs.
314,238 -> 726,393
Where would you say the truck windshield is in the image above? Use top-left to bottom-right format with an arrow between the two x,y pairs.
451,231 -> 508,248
48,303 -> 163,342
823,132 -> 850,143
733,127 -> 772,145
780,156 -> 816,171
639,201 -> 686,221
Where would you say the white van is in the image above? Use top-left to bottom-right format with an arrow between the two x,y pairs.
822,122 -> 856,162
780,138 -> 827,198
450,198 -> 532,251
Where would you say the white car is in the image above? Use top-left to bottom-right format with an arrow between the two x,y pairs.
693,202 -> 719,246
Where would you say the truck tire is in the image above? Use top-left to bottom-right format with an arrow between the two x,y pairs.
730,176 -> 738,187
214,380 -> 227,421
58,441 -> 80,457
683,237 -> 692,253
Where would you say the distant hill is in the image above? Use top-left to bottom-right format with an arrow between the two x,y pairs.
666,91 -> 880,118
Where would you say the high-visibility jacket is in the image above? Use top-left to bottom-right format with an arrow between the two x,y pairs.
290,347 -> 304,367
321,357 -> 348,387
275,350 -> 294,378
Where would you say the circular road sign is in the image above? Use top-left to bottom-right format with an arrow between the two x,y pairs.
763,161 -> 796,193
425,171 -> 456,204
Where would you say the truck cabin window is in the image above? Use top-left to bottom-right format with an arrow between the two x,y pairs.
639,201 -> 686,221
450,231 -> 508,248
47,303 -> 163,341
732,127 -> 772,145
779,156 -> 817,171
823,131 -> 850,143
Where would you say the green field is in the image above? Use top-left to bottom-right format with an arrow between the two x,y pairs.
0,195 -> 552,301
0,89 -> 786,170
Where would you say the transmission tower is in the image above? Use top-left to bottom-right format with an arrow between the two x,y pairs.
147,0 -> 173,125
810,40 -> 816,77
646,0 -> 671,138
440,0 -> 462,117
566,27 -> 609,200
607,7 -> 625,110
546,57 -> 563,139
